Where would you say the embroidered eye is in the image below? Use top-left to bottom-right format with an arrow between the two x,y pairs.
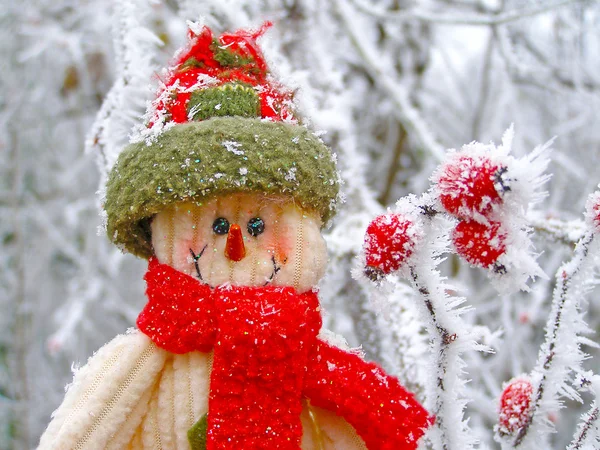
212,217 -> 230,235
247,217 -> 265,237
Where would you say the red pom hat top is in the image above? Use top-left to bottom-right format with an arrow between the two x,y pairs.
150,22 -> 296,126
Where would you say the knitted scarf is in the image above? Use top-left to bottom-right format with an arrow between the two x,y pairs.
138,258 -> 432,450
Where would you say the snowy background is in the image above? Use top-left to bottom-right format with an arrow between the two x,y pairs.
1,0 -> 600,449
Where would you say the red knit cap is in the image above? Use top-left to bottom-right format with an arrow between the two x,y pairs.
148,22 -> 296,127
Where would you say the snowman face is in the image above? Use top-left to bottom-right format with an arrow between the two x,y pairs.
151,193 -> 328,293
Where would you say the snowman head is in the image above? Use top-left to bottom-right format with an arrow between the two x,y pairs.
103,24 -> 340,287
151,193 -> 327,292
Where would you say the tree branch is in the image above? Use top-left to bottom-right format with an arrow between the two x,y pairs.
567,404 -> 600,450
510,232 -> 596,447
334,0 -> 446,161
528,212 -> 586,246
349,0 -> 586,26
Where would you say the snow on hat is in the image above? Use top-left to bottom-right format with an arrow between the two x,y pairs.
104,22 -> 340,259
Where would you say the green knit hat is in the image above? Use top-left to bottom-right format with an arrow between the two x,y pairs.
104,23 -> 340,259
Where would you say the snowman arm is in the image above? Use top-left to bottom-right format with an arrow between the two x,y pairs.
303,339 -> 433,450
37,329 -> 169,450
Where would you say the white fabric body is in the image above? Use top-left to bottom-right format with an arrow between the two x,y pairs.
38,329 -> 366,450
39,195 -> 366,449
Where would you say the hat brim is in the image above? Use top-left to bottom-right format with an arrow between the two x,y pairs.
105,117 -> 339,259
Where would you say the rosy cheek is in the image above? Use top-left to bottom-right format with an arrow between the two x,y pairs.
269,239 -> 292,265
175,239 -> 194,264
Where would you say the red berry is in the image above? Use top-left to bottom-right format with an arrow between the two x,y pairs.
585,191 -> 600,233
452,220 -> 506,269
498,377 -> 533,435
363,214 -> 417,278
437,154 -> 505,219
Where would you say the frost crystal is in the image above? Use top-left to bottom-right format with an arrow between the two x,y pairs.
585,187 -> 600,233
222,141 -> 245,156
284,167 -> 297,181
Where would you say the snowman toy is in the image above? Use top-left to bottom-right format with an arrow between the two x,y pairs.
38,23 -> 432,450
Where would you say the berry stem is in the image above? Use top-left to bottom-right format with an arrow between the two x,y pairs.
510,232 -> 595,448
567,404 -> 599,450
528,213 -> 586,246
408,264 -> 463,450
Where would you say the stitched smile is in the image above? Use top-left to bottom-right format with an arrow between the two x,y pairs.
264,256 -> 281,286
190,247 -> 281,287
190,245 -> 208,281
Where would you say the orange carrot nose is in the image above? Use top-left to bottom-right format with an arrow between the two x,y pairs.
225,223 -> 246,261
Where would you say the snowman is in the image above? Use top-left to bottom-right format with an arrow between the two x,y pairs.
38,24 -> 431,450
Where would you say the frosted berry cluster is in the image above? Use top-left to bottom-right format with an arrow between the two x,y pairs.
433,144 -> 511,272
497,376 -> 533,437
431,128 -> 550,291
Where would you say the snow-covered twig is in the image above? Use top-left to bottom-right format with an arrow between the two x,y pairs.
333,0 -> 445,161
493,22 -> 596,95
85,78 -> 125,175
567,404 -> 600,450
528,213 -> 586,246
349,0 -> 582,26
86,0 -> 162,181
408,265 -> 463,450
504,230 -> 598,448
405,211 -> 477,450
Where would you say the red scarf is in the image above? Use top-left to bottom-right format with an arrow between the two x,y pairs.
138,258 -> 432,449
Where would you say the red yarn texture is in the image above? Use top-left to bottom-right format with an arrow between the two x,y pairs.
153,23 -> 294,125
138,258 -> 216,353
138,258 -> 432,449
209,285 -> 321,448
305,341 -> 434,450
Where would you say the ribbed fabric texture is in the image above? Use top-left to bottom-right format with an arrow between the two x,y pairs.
37,330 -> 366,449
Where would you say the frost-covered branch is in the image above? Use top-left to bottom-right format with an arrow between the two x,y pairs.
528,213 -> 586,246
359,198 -> 478,450
567,403 -> 600,450
333,0 -> 445,161
407,260 -> 475,450
493,16 -> 600,96
86,0 -> 162,181
349,0 -> 582,26
503,227 -> 598,448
